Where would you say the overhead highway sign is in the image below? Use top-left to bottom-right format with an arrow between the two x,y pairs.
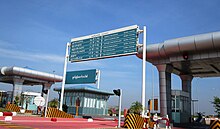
70,25 -> 138,62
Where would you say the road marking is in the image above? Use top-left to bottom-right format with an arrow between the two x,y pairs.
0,120 -> 115,123
0,121 -> 36,129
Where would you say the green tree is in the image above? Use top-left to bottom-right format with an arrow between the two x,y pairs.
14,95 -> 20,106
211,96 -> 220,117
49,98 -> 59,108
129,101 -> 143,115
24,96 -> 31,110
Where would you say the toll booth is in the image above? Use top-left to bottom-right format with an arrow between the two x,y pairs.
20,91 -> 41,110
0,90 -> 7,107
54,85 -> 114,116
171,90 -> 190,123
0,90 -> 13,107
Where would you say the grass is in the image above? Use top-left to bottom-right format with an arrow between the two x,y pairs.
0,108 -> 12,112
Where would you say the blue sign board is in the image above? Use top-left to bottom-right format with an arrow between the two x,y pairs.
70,25 -> 138,62
65,69 -> 97,84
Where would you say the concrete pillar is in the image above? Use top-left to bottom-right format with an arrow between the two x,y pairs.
180,75 -> 193,119
12,78 -> 24,104
156,64 -> 173,120
42,83 -> 51,99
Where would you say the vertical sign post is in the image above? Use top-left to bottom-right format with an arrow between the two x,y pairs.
59,42 -> 70,111
113,89 -> 122,128
152,67 -> 154,113
44,89 -> 50,117
142,26 -> 146,116
118,89 -> 122,128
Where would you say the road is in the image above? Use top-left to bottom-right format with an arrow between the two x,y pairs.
0,116 -> 120,129
0,116 -> 210,129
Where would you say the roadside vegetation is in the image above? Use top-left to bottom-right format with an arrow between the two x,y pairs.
48,98 -> 59,108
211,96 -> 220,118
0,108 -> 11,112
129,101 -> 143,114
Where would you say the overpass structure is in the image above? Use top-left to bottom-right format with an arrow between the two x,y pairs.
137,31 -> 220,121
0,66 -> 62,104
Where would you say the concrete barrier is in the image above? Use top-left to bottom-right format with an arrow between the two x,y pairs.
210,119 -> 220,129
123,114 -> 145,128
43,107 -> 74,118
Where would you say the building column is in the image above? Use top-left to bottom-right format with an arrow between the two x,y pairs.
156,64 -> 173,120
42,83 -> 52,101
180,75 -> 193,119
12,78 -> 24,104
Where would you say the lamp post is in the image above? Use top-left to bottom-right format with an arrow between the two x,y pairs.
192,99 -> 198,117
113,89 -> 122,128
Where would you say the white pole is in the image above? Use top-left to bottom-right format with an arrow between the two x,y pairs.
97,70 -> 101,89
59,42 -> 70,110
45,88 -> 50,117
118,89 -> 122,128
174,95 -> 177,122
142,26 -> 147,116
152,66 -> 154,113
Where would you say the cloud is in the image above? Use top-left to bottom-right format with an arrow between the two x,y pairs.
0,40 -> 14,48
0,47 -> 64,63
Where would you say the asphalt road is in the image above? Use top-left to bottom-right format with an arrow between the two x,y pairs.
0,116 -> 121,129
0,116 -> 210,129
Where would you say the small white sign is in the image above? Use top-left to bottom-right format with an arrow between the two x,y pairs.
34,96 -> 45,106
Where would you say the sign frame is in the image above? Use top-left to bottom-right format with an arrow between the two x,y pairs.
59,25 -> 146,114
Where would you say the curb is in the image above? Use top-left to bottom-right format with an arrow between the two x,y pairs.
0,112 -> 17,116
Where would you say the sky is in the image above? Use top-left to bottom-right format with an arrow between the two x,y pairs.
0,0 -> 220,115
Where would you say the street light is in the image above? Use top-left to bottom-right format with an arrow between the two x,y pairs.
192,99 -> 198,117
113,89 -> 122,128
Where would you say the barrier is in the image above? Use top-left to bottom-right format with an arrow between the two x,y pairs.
25,110 -> 33,113
210,120 -> 220,129
3,112 -> 13,116
123,113 -> 145,128
5,104 -> 20,112
43,107 -> 74,118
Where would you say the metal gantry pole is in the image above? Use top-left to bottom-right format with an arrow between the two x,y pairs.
152,66 -> 154,114
142,26 -> 147,116
118,89 -> 122,128
59,42 -> 70,111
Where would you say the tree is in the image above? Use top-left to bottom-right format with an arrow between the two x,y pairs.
211,96 -> 220,117
49,98 -> 59,108
14,95 -> 20,106
129,101 -> 143,115
24,96 -> 31,110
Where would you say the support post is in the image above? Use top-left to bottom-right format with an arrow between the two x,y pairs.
42,83 -> 52,118
152,67 -> 154,114
12,78 -> 24,104
156,64 -> 173,120
142,26 -> 146,116
180,75 -> 193,120
59,42 -> 70,111
96,70 -> 101,89
118,89 -> 122,128
44,88 -> 50,117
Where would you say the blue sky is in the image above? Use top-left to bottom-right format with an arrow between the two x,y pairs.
0,0 -> 220,115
